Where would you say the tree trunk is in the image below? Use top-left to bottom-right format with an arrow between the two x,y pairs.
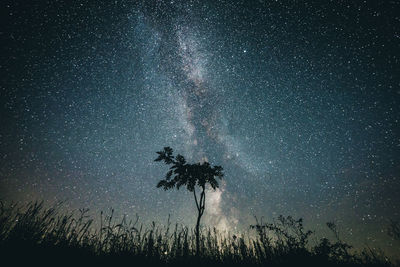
194,186 -> 205,255
195,209 -> 202,255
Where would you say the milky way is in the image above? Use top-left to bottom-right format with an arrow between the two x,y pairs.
1,0 -> 399,258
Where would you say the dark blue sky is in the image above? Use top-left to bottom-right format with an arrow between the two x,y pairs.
1,0 -> 399,258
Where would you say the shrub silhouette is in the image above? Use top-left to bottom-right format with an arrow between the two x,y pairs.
154,146 -> 224,254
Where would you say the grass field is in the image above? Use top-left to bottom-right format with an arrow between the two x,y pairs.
0,201 -> 396,267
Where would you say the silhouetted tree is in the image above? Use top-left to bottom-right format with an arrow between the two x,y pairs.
154,146 -> 224,254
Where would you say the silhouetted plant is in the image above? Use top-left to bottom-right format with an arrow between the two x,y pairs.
250,215 -> 313,262
0,201 -> 396,266
154,146 -> 224,254
314,222 -> 353,262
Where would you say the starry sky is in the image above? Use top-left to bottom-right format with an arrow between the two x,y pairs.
1,0 -> 399,258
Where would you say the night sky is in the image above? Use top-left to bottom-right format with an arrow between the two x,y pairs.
1,0 -> 399,258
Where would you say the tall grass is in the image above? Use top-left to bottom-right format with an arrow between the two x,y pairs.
0,201 -> 395,266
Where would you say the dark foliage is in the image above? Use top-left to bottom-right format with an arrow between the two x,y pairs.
0,201 -> 396,267
155,146 -> 223,191
155,147 -> 224,254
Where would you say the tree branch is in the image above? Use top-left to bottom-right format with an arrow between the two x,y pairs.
193,187 -> 200,212
200,186 -> 206,216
